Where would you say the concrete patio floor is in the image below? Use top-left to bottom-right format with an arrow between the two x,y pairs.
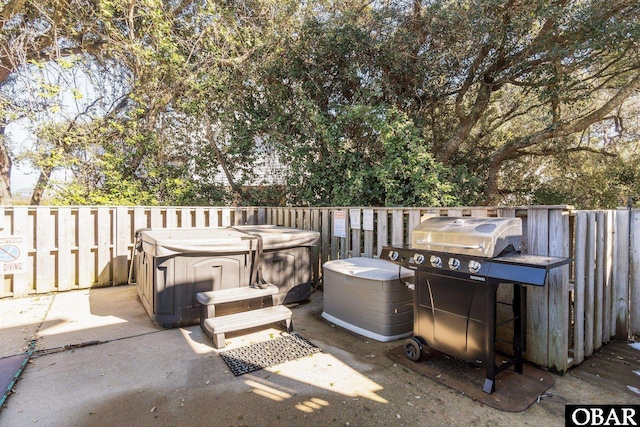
0,285 -> 637,427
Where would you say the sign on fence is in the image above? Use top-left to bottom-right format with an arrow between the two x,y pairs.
0,235 -> 26,273
333,210 -> 347,238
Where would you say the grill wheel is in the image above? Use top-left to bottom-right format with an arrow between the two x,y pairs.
404,337 -> 424,362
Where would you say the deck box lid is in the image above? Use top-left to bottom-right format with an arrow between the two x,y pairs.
323,257 -> 414,280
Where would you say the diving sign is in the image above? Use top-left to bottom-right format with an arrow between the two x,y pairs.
0,236 -> 26,273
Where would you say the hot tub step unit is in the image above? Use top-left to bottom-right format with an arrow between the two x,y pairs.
202,305 -> 293,349
196,284 -> 279,305
197,284 -> 278,326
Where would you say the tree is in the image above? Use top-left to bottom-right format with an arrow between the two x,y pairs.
1,0 -> 258,205
381,0 -> 640,205
2,0 -> 640,208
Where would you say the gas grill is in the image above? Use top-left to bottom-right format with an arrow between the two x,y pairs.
380,216 -> 570,394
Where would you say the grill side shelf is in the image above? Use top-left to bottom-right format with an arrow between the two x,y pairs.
485,254 -> 571,286
491,253 -> 572,269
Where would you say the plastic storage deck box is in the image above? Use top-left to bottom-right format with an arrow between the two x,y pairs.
132,225 -> 319,327
321,257 -> 414,342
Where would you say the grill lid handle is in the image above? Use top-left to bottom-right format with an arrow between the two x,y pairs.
414,240 -> 485,251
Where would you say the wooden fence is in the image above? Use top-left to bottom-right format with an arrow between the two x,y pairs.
0,205 -> 638,374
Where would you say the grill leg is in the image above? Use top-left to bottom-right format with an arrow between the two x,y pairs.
513,284 -> 524,375
483,283 -> 498,394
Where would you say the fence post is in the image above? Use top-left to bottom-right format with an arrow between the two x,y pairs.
630,209 -> 640,336
526,207 -> 550,367
547,207 -> 571,373
113,206 -> 131,285
603,210 -> 614,342
376,209 -> 388,256
12,207 -> 31,297
585,211 -> 596,357
613,208 -> 630,339
573,211 -> 587,365
321,209 -> 330,265
57,207 -> 74,291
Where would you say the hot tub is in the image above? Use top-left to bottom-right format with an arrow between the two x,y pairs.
131,226 -> 319,327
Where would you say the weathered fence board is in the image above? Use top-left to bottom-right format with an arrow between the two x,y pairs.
57,207 -> 74,292
526,207 -> 551,367
631,210 -> 640,336
613,208 -> 630,338
547,209 -> 570,373
603,211 -> 614,342
585,211 -> 596,357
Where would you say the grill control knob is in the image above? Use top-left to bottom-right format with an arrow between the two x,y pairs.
388,251 -> 399,261
468,260 -> 481,274
414,254 -> 425,264
430,255 -> 442,268
448,258 -> 461,270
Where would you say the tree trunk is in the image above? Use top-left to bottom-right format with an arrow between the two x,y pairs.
30,167 -> 52,206
204,115 -> 244,206
0,127 -> 12,205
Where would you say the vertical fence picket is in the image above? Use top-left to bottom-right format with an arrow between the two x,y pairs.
179,208 -> 191,228
208,208 -> 219,227
495,208 -> 516,355
257,208 -> 267,225
246,208 -> 256,225
340,209 -> 349,259
376,209 -> 388,256
630,210 -> 640,336
12,207 -> 32,297
584,212 -> 596,356
613,208 -> 630,338
548,208 -> 570,373
57,207 -> 74,291
526,207 -> 550,367
363,208 -> 374,258
603,210 -> 614,343
0,207 -> 5,297
391,209 -> 403,246
234,207 -> 243,225
573,212 -> 587,365
594,211 -> 605,350
77,207 -> 94,288
222,209 -> 231,227
113,206 -> 131,285
350,209 -> 361,258
132,207 -> 147,233
165,207 -> 177,228
408,209 -> 421,236
96,207 -> 111,286
321,209 -> 330,265
150,207 -> 164,228
194,208 -> 206,227
330,209 -> 339,261
35,207 -> 55,293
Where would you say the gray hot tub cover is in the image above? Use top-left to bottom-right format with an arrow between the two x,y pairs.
136,225 -> 319,257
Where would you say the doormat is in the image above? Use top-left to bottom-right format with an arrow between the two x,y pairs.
386,345 -> 555,412
220,334 -> 321,376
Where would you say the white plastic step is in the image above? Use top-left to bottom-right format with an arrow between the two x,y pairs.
202,305 -> 293,349
196,284 -> 278,306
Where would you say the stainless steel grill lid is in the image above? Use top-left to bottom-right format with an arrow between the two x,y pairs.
411,217 -> 522,258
